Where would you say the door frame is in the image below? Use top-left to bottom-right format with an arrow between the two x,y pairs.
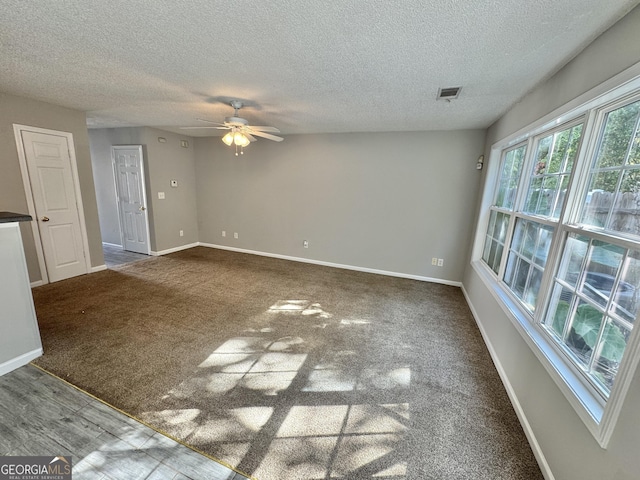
111,145 -> 151,255
13,124 -> 92,285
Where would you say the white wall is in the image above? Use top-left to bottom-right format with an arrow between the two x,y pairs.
195,130 -> 485,282
463,5 -> 640,480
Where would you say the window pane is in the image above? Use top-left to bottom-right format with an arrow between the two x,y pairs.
581,100 -> 640,236
524,124 -> 582,219
533,226 -> 554,266
553,175 -> 571,218
582,172 -> 620,228
581,241 -> 625,308
594,101 -> 640,169
482,234 -> 492,263
568,301 -> 604,368
557,234 -> 589,289
524,266 -> 543,309
522,221 -> 537,258
512,257 -> 529,298
492,243 -> 504,273
495,145 -> 526,209
504,219 -> 554,312
592,320 -> 631,391
493,211 -> 508,239
544,233 -> 639,395
487,241 -> 498,269
483,210 -> 510,274
548,283 -> 574,337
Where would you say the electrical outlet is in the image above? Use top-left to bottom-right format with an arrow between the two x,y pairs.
234,232 -> 238,239
432,257 -> 438,265
222,230 -> 226,237
179,230 -> 184,237
158,191 -> 165,199
303,240 -> 309,248
437,258 -> 444,267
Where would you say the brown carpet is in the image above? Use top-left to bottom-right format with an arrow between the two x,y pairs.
32,247 -> 543,480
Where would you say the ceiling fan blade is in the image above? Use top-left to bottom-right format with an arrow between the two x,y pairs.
247,125 -> 280,133
196,118 -> 227,126
249,130 -> 284,142
180,126 -> 230,130
245,133 -> 257,143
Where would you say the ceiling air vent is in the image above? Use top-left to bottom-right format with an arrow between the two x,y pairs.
437,86 -> 461,101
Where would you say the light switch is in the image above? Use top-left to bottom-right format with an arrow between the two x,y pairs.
158,192 -> 165,199
170,180 -> 178,188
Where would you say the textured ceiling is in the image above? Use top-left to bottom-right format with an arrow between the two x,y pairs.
1,1 -> 638,135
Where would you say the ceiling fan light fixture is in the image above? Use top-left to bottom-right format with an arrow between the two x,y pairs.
194,100 -> 282,154
234,132 -> 250,147
222,131 -> 234,146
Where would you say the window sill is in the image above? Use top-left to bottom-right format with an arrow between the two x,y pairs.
471,260 -> 612,447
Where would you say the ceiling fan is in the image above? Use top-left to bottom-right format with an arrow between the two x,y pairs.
181,100 -> 283,155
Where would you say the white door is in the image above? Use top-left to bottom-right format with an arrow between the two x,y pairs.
20,130 -> 88,282
112,146 -> 150,254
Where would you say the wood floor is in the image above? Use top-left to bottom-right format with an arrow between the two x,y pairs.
0,365 -> 250,480
103,243 -> 150,268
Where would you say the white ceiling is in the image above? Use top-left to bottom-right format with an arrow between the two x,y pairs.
1,1 -> 638,136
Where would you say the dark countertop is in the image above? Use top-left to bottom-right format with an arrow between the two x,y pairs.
0,211 -> 33,223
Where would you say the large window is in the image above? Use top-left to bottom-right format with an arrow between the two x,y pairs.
478,85 -> 640,443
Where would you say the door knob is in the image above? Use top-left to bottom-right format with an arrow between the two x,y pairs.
41,216 -> 50,222
139,206 -> 146,211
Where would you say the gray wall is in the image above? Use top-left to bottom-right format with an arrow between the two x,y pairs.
0,92 -> 103,282
89,127 -> 199,252
88,128 -> 128,245
196,130 -> 485,282
463,5 -> 640,480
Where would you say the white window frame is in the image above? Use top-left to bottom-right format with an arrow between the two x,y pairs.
471,64 -> 640,448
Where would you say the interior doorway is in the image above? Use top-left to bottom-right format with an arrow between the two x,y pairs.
14,124 -> 91,283
112,145 -> 151,255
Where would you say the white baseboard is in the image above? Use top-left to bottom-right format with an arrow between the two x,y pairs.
198,243 -> 461,287
102,242 -> 122,248
0,348 -> 43,377
151,242 -> 199,257
460,285 -> 555,480
31,266 -> 106,286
